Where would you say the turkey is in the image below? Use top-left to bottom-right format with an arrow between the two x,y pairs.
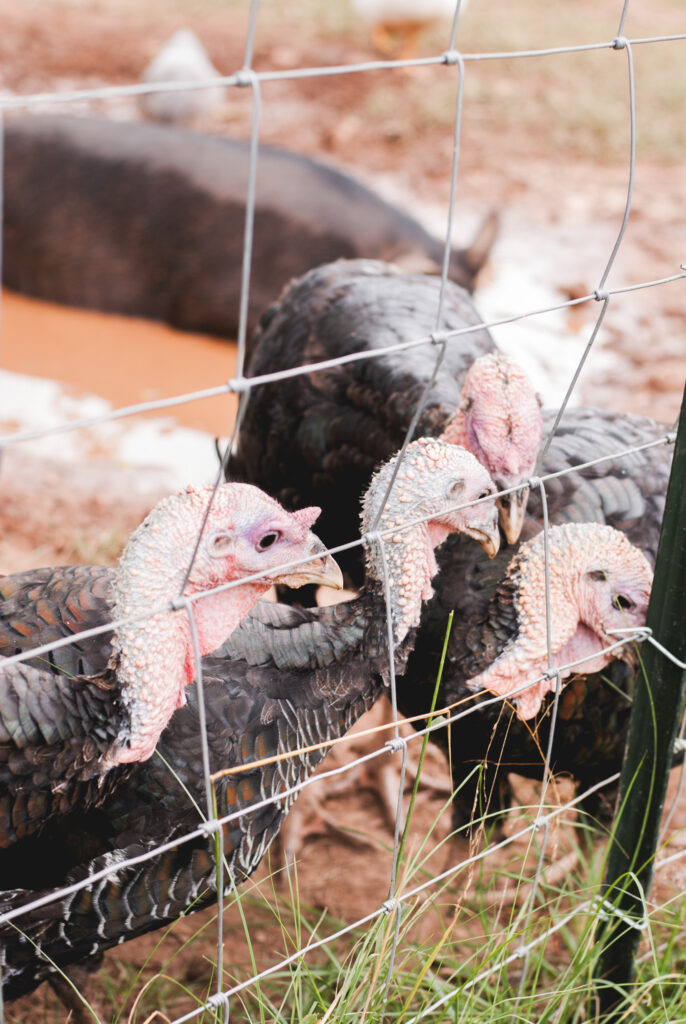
0,438 -> 500,1010
228,259 -> 543,592
397,408 -> 674,830
0,483 -> 342,849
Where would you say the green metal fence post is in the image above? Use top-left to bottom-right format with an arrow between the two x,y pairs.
593,385 -> 686,1019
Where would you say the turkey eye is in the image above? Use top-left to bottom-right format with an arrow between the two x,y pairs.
614,594 -> 634,611
477,489 -> 492,501
256,530 -> 281,552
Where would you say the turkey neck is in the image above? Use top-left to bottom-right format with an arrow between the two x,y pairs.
362,505 -> 447,648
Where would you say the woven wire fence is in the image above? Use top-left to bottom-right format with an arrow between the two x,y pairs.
1,0 -> 686,1020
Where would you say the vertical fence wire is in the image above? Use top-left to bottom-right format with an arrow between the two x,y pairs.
539,32 -> 636,466
436,50 -> 465,327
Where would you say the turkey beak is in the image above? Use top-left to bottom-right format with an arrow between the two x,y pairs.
464,513 -> 500,559
476,523 -> 500,559
497,486 -> 529,546
276,537 -> 344,590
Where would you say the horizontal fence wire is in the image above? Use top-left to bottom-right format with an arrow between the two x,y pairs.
1,33 -> 686,115
0,2 -> 685,1022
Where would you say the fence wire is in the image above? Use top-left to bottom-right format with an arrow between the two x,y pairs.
0,2 -> 685,1022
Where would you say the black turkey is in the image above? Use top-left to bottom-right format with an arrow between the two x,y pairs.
0,438 -> 499,1011
228,258 -> 543,592
0,484 -> 340,849
397,408 -> 673,829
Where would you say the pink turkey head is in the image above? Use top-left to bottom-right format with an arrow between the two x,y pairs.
467,522 -> 652,720
441,353 -> 543,544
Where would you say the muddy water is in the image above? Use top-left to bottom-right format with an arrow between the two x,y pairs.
0,288 -> 239,436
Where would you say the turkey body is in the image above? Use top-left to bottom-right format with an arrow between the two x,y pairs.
0,567 -> 129,849
397,408 -> 674,828
229,259 -> 495,586
0,594 -> 389,999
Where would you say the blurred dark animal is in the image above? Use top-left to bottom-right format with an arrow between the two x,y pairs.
2,116 -> 496,338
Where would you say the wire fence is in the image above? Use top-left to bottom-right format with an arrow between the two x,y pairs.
0,1 -> 685,1021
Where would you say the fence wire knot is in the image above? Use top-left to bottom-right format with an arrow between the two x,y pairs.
382,897 -> 399,915
171,594 -> 191,612
207,991 -> 231,1018
234,67 -> 257,88
527,475 -> 543,491
363,529 -> 384,551
612,36 -> 628,50
441,50 -> 462,66
430,329 -> 449,346
385,737 -> 407,755
199,818 -> 223,837
594,288 -> 610,301
513,945 -> 528,961
227,376 -> 251,394
592,896 -> 648,931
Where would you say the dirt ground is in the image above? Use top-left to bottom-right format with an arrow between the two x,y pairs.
1,1 -> 686,1021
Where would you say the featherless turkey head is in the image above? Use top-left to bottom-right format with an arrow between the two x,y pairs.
440,353 -> 543,545
110,483 -> 341,766
467,522 -> 653,720
362,438 -> 499,643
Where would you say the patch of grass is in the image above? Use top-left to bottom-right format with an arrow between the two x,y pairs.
74,794 -> 686,1024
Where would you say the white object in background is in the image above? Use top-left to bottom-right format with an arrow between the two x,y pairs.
138,29 -> 226,125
